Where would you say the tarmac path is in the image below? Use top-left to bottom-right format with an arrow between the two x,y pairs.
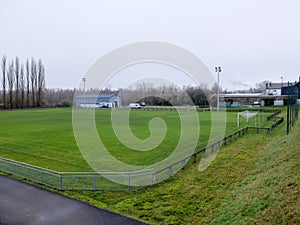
0,175 -> 148,225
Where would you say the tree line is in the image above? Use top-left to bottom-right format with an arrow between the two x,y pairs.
1,54 -> 272,110
119,83 -> 219,107
1,55 -> 45,109
43,88 -> 76,107
39,83 -> 221,108
2,58 -> 269,109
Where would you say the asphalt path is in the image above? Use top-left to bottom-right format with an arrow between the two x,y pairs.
0,175 -> 149,225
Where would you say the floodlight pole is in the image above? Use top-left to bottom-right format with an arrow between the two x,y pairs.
82,77 -> 86,93
215,66 -> 222,112
82,77 -> 86,107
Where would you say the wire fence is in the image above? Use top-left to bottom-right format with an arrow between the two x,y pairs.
0,110 -> 283,191
285,83 -> 299,134
0,157 -> 154,190
126,105 -> 197,112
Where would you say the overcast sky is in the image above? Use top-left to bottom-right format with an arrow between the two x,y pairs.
1,0 -> 300,90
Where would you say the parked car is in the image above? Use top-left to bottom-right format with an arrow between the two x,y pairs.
98,102 -> 111,108
253,101 -> 260,106
139,102 -> 146,107
129,103 -> 141,109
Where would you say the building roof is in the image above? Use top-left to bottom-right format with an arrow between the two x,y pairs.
266,82 -> 288,89
221,93 -> 263,98
77,93 -> 118,99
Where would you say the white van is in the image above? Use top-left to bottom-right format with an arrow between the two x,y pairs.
129,103 -> 141,109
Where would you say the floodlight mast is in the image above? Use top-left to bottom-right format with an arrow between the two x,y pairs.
82,77 -> 86,94
82,77 -> 86,107
215,66 -> 222,112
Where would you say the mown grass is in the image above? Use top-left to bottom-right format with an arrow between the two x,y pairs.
0,109 -> 91,171
59,109 -> 299,225
1,108 -> 296,225
0,108 -> 268,171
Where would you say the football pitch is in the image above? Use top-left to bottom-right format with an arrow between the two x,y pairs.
0,108 -> 271,172
1,108 -> 298,225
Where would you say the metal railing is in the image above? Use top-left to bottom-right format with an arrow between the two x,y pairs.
0,156 -> 154,190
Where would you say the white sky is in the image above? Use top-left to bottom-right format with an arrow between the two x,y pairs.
1,0 -> 300,90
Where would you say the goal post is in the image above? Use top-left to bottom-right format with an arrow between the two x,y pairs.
237,110 -> 259,127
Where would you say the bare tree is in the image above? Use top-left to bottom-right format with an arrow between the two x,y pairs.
1,55 -> 7,109
185,85 -> 210,107
255,80 -> 269,93
43,88 -> 76,107
26,59 -> 30,108
31,58 -> 37,107
15,57 -> 20,108
34,63 -> 38,106
1,56 -> 46,109
37,59 -> 45,107
7,60 -> 14,109
20,64 -> 25,108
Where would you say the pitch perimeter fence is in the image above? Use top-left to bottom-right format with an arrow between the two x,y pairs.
0,110 -> 283,191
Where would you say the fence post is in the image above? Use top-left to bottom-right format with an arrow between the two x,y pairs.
40,170 -> 43,183
23,165 -> 26,178
182,159 -> 186,169
169,166 -> 172,177
59,176 -> 63,190
93,176 -> 97,190
210,143 -> 214,152
8,161 -> 11,174
128,174 -> 131,190
193,154 -> 197,162
152,172 -> 156,185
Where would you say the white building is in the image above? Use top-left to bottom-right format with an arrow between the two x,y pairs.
75,93 -> 121,108
265,82 -> 288,96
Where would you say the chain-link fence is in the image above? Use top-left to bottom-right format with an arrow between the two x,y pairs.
285,83 -> 299,134
0,156 -> 155,190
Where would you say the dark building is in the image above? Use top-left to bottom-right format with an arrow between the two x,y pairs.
281,82 -> 300,98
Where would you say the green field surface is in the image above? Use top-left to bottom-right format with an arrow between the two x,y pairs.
0,108 -> 271,172
63,109 -> 299,225
0,108 -> 299,224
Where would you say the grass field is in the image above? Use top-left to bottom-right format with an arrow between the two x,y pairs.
64,109 -> 299,225
1,108 -> 297,225
0,108 -> 270,172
